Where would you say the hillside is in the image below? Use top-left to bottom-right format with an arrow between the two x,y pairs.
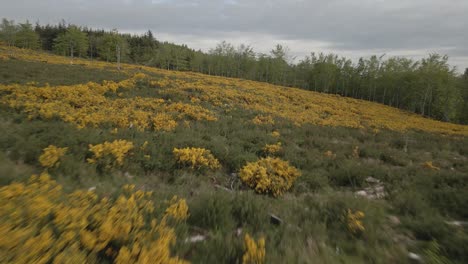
1,45 -> 468,263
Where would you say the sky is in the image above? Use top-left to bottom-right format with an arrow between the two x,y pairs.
1,0 -> 467,72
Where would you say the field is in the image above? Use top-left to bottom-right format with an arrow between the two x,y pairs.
1,45 -> 468,263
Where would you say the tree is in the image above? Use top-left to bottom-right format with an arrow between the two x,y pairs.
0,18 -> 17,46
53,26 -> 88,60
15,21 -> 39,49
270,44 -> 290,85
457,68 -> 468,124
97,29 -> 127,69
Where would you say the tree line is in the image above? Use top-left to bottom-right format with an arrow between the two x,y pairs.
1,18 -> 467,124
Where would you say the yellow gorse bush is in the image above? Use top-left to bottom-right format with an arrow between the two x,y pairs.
0,75 -> 216,132
352,146 -> 360,158
263,142 -> 282,155
173,147 -> 221,170
270,131 -> 280,138
423,161 -> 440,171
1,44 -> 467,135
87,140 -> 134,167
0,173 -> 189,264
346,209 -> 365,235
165,196 -> 190,221
152,113 -> 178,131
324,150 -> 336,159
38,145 -> 68,168
252,115 -> 275,125
242,233 -> 266,264
239,157 -> 301,197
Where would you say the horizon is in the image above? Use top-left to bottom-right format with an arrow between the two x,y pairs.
1,0 -> 467,73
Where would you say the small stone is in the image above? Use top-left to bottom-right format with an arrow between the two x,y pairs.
270,214 -> 283,225
365,176 -> 380,184
388,215 -> 401,225
408,252 -> 423,262
445,221 -> 468,227
185,235 -> 206,243
88,186 -> 96,192
355,190 -> 368,197
374,186 -> 385,193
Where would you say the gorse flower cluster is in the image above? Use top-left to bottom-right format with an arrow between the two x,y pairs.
270,131 -> 280,138
152,113 -> 178,131
346,209 -> 365,235
252,115 -> 275,125
0,174 -> 189,264
0,75 -> 216,132
173,147 -> 221,170
352,146 -> 360,158
423,161 -> 440,171
38,145 -> 68,168
1,44 -> 468,135
242,233 -> 266,264
165,196 -> 190,221
324,150 -> 337,159
263,142 -> 282,155
239,157 -> 301,197
87,140 -> 134,167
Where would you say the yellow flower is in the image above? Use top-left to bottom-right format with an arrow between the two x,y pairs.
252,115 -> 274,125
164,196 -> 189,221
38,145 -> 68,168
263,142 -> 282,155
87,140 -> 134,167
243,233 -> 266,264
352,146 -> 360,158
423,161 -> 440,170
324,150 -> 336,159
0,175 -> 188,263
239,157 -> 301,197
152,113 -> 177,131
347,209 -> 365,234
173,147 -> 221,170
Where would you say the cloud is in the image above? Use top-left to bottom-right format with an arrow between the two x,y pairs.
1,0 -> 467,70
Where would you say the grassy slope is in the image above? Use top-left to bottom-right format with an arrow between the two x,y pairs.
1,46 -> 468,263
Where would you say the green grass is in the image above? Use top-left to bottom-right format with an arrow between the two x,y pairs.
1,57 -> 467,263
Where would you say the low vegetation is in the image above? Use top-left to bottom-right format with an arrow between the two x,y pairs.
0,45 -> 467,263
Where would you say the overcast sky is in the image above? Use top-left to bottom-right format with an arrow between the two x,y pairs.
2,0 -> 467,71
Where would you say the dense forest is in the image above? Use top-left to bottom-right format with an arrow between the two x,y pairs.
1,18 -> 467,124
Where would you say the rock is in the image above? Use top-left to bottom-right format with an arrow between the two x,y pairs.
388,215 -> 401,225
214,184 -> 232,192
374,185 -> 385,193
445,220 -> 468,227
355,190 -> 368,197
270,214 -> 283,225
358,184 -> 385,199
185,235 -> 206,243
235,228 -> 242,237
365,176 -> 380,184
408,252 -> 423,262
